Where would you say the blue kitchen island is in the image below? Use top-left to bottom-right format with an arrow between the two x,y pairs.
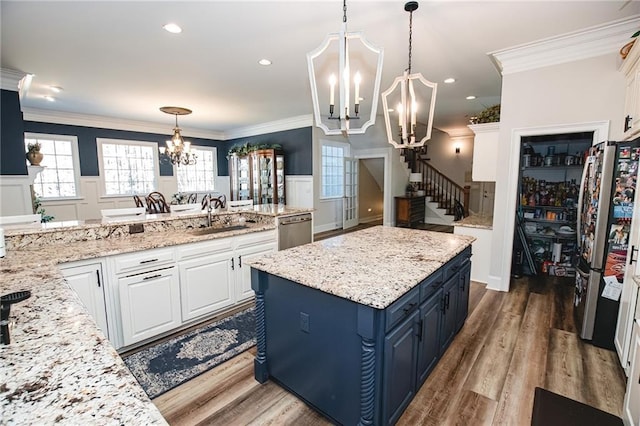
248,226 -> 474,425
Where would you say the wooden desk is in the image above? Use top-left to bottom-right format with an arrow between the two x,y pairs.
395,195 -> 426,228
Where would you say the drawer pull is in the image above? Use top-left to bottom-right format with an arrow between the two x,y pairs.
143,274 -> 162,280
139,258 -> 159,264
402,302 -> 417,314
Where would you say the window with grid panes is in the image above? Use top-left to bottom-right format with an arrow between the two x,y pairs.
176,147 -> 217,193
24,134 -> 80,199
97,139 -> 158,196
321,141 -> 349,199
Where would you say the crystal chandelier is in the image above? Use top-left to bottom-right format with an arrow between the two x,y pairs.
381,2 -> 437,149
307,0 -> 384,136
158,106 -> 197,166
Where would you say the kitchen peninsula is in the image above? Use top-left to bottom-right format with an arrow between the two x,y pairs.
0,205 -> 310,424
248,226 -> 474,425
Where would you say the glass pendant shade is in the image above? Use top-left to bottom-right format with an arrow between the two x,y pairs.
307,21 -> 384,136
381,71 -> 437,148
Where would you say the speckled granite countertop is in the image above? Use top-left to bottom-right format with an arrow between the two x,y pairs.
0,208 -> 295,425
248,226 -> 475,309
453,214 -> 493,230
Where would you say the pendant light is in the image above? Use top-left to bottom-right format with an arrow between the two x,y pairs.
158,106 -> 197,166
381,2 -> 437,148
307,0 -> 384,136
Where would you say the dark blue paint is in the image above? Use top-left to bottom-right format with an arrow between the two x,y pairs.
225,127 -> 312,176
0,90 -> 27,175
22,121 -> 225,177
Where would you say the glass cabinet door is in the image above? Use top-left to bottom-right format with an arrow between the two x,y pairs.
250,149 -> 285,205
229,155 -> 251,201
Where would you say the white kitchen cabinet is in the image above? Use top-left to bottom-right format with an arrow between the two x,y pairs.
179,251 -> 234,322
118,266 -> 181,346
623,321 -> 640,426
235,230 -> 277,302
468,122 -> 499,182
622,40 -> 640,141
60,261 -> 109,337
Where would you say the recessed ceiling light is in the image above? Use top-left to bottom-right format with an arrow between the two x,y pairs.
444,78 -> 456,84
49,86 -> 63,93
163,23 -> 182,34
466,95 -> 476,100
258,59 -> 272,66
44,95 -> 55,102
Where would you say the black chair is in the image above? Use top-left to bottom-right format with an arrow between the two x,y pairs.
146,192 -> 170,214
133,195 -> 145,208
186,193 -> 198,204
201,193 -> 226,210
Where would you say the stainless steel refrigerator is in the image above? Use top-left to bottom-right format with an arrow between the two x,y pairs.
575,139 -> 640,349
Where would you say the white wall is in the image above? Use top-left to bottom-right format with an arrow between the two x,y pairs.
422,130 -> 474,188
489,52 -> 626,291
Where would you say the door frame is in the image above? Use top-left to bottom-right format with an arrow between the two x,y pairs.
354,147 -> 392,227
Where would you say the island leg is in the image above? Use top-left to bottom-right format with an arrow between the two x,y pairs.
252,269 -> 269,383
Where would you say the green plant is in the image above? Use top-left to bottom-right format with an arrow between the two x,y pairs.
27,142 -> 41,153
469,104 -> 500,124
33,196 -> 54,223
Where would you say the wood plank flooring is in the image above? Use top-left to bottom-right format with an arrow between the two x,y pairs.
153,276 -> 627,425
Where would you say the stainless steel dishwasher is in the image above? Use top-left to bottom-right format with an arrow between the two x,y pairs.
278,213 -> 313,250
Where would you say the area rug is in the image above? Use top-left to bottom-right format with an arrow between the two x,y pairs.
123,307 -> 256,399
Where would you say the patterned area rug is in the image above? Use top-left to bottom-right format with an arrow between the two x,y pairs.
123,307 -> 256,399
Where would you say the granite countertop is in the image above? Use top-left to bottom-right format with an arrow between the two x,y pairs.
248,226 -> 475,309
454,214 -> 493,230
0,211 -> 289,424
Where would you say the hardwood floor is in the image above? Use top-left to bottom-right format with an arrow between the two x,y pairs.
153,276 -> 626,425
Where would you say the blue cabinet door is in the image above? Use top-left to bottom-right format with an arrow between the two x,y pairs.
383,310 -> 419,425
456,262 -> 471,332
417,287 -> 443,386
440,274 -> 459,353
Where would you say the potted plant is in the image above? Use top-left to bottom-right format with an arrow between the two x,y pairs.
469,104 -> 500,125
26,142 -> 44,166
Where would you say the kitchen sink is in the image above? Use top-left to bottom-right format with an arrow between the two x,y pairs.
189,225 -> 248,236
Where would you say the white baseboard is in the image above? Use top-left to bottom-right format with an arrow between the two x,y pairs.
359,215 -> 383,224
314,222 -> 342,234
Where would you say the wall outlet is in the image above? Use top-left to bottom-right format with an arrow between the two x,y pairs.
129,223 -> 144,234
300,312 -> 310,333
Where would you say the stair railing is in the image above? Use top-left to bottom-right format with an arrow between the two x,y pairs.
414,160 -> 470,218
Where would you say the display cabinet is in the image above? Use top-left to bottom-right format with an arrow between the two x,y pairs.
229,154 -> 252,201
229,149 -> 285,205
251,149 -> 285,205
515,136 -> 591,276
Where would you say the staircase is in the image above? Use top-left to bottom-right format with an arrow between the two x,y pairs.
402,148 -> 470,225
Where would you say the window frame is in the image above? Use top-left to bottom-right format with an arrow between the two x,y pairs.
96,138 -> 160,198
24,132 -> 82,201
320,140 -> 350,200
175,145 -> 218,194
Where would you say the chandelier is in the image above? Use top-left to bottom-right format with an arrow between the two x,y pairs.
158,106 -> 197,166
307,0 -> 384,136
381,2 -> 437,149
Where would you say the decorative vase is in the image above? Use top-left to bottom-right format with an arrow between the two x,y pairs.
26,150 -> 44,166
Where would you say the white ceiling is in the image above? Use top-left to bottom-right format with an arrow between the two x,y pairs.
2,1 -> 639,137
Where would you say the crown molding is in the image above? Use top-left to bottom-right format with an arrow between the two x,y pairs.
490,15 -> 640,75
468,122 -> 500,135
1,68 -> 28,92
22,107 -> 225,140
224,114 -> 313,140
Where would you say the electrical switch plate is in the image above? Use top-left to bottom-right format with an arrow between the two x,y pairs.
300,312 -> 310,333
129,223 -> 144,234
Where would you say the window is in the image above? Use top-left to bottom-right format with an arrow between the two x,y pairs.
321,141 -> 349,199
176,147 -> 217,193
24,133 -> 80,199
97,138 -> 158,196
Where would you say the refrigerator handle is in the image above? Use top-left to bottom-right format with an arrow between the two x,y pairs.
631,245 -> 638,265
576,159 -> 590,249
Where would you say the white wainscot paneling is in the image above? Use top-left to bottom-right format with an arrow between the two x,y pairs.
285,175 -> 313,208
0,175 -> 33,216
